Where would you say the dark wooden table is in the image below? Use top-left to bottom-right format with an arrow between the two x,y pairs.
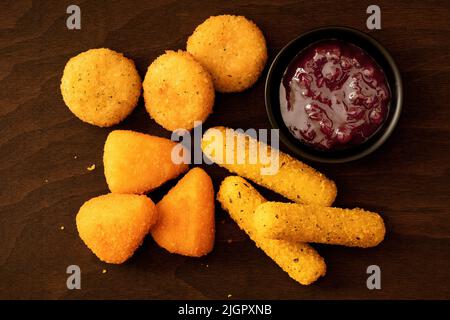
1,0 -> 449,300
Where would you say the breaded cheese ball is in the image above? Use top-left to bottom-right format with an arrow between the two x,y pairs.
61,48 -> 141,127
143,50 -> 214,131
76,193 -> 158,264
103,130 -> 189,194
187,15 -> 267,92
151,168 -> 215,257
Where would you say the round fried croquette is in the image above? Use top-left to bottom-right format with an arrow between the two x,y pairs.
76,193 -> 158,264
143,50 -> 214,131
60,48 -> 141,127
103,130 -> 189,194
187,15 -> 267,92
151,168 -> 215,257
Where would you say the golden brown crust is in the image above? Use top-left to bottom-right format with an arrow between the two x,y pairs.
143,50 -> 214,131
60,48 -> 141,127
103,130 -> 188,194
217,176 -> 326,285
151,168 -> 215,257
187,15 -> 267,92
76,193 -> 158,264
202,127 -> 337,206
254,202 -> 386,248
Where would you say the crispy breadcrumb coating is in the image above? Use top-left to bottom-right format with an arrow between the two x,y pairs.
151,168 -> 215,257
187,15 -> 267,92
143,50 -> 214,131
255,202 -> 386,248
76,193 -> 158,264
61,48 -> 141,127
103,130 -> 188,194
217,176 -> 326,285
202,127 -> 337,206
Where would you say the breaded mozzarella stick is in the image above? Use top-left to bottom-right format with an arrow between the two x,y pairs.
202,127 -> 337,206
217,176 -> 326,285
254,202 -> 386,248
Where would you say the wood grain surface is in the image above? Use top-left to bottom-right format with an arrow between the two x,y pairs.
1,0 -> 449,300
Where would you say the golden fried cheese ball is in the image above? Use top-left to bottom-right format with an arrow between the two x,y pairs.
187,15 -> 267,92
103,130 -> 189,194
143,50 -> 214,131
76,193 -> 158,264
60,48 -> 141,127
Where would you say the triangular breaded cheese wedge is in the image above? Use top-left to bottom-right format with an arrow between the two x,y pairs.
151,167 -> 215,257
76,193 -> 158,264
104,130 -> 188,194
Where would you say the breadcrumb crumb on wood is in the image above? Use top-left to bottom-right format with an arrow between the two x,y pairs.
87,164 -> 96,171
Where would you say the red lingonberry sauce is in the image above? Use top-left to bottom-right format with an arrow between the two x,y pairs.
280,40 -> 390,151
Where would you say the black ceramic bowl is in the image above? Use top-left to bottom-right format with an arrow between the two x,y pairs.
265,26 -> 403,163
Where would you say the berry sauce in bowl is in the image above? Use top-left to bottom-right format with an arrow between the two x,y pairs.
265,27 -> 403,163
280,40 -> 390,151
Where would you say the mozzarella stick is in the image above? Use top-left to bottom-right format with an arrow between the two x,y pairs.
254,202 -> 386,248
217,176 -> 326,285
202,127 -> 337,206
